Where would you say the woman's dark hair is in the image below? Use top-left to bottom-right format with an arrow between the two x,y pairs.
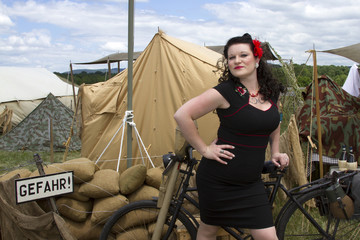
218,33 -> 285,100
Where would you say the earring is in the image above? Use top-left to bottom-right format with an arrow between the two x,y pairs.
256,62 -> 259,68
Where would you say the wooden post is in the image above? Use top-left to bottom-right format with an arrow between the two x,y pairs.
107,57 -> 111,80
49,117 -> 54,163
34,154 -> 58,213
310,49 -> 324,178
69,62 -> 77,110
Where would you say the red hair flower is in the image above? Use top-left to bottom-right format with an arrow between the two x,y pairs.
253,39 -> 263,59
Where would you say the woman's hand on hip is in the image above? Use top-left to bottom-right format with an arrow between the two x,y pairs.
202,139 -> 235,165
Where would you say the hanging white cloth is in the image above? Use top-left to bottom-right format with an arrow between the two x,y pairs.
342,63 -> 360,97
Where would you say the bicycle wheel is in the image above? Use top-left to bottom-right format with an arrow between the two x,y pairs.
99,199 -> 197,240
276,188 -> 360,240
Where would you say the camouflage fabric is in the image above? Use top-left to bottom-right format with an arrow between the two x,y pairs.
0,93 -> 81,151
297,76 -> 360,163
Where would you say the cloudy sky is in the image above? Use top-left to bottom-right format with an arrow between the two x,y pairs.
1,0 -> 359,73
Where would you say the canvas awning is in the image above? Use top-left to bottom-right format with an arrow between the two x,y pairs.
321,43 -> 360,63
76,42 -> 277,65
74,51 -> 142,65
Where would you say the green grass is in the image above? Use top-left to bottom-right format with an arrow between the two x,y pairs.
0,150 -> 81,175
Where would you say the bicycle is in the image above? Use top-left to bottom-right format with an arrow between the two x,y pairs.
100,146 -> 360,240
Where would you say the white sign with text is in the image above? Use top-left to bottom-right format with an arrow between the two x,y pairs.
15,171 -> 74,204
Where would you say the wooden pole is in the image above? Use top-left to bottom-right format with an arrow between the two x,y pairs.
309,49 -> 324,178
107,57 -> 111,80
127,0 -> 134,168
49,117 -> 54,163
69,62 -> 77,110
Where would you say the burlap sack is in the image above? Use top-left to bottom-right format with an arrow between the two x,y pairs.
112,205 -> 158,231
148,222 -> 172,238
62,158 -> 96,183
64,184 -> 90,202
90,194 -> 129,224
56,197 -> 93,222
64,217 -> 103,240
29,163 -> 65,177
119,164 -> 146,195
115,227 -> 149,240
145,167 -> 163,189
78,169 -> 120,198
0,168 -> 31,181
127,184 -> 159,202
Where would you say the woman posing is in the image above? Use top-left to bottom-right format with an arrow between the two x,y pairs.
174,33 -> 289,240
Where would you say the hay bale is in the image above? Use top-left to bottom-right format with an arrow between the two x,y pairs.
64,184 -> 90,202
0,168 -> 31,181
56,197 -> 93,222
119,164 -> 146,195
64,217 -> 103,240
145,167 -> 163,189
78,169 -> 120,198
127,184 -> 159,202
91,194 -> 129,224
62,158 -> 96,183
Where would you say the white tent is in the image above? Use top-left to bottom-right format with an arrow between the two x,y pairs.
0,67 -> 78,129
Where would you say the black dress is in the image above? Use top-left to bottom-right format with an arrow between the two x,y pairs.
196,80 -> 280,229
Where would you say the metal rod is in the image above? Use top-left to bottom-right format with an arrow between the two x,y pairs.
127,0 -> 134,168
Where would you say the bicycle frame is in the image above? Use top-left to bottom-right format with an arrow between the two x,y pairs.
153,146 -> 359,240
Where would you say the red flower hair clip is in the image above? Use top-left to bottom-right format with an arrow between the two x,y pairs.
253,39 -> 263,59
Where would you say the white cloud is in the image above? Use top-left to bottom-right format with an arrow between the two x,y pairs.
0,0 -> 359,72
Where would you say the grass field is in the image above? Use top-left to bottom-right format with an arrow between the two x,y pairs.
0,150 -> 81,175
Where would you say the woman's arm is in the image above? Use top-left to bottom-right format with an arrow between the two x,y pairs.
269,122 -> 289,169
174,88 -> 234,164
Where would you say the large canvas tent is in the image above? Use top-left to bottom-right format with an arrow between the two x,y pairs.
0,93 -> 81,151
0,67 -> 78,130
79,31 -> 223,170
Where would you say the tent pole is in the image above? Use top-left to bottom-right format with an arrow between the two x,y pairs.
107,57 -> 111,80
309,49 -> 324,178
69,62 -> 77,110
127,0 -> 134,168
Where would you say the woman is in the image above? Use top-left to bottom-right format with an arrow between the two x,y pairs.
174,33 -> 289,240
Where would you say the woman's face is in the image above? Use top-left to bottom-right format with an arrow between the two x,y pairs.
227,43 -> 258,80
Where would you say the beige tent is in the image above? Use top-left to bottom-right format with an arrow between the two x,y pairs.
321,43 -> 360,63
79,31 -> 222,171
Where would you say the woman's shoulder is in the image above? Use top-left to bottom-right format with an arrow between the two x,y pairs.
213,80 -> 234,92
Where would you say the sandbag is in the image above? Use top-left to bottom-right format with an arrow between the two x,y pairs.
119,164 -> 147,195
79,169 -> 120,198
115,227 -> 149,240
127,184 -> 159,202
29,163 -> 64,177
145,167 -> 163,189
64,184 -> 90,202
0,168 -> 31,181
64,217 -> 103,240
56,197 -> 93,222
62,158 -> 96,183
91,194 -> 129,224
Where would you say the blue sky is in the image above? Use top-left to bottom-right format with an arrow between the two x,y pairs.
1,0 -> 359,72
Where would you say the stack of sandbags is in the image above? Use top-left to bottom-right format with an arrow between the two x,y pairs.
0,158 -> 164,240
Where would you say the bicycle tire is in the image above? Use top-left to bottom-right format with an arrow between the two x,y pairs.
99,199 -> 197,240
276,188 -> 360,240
